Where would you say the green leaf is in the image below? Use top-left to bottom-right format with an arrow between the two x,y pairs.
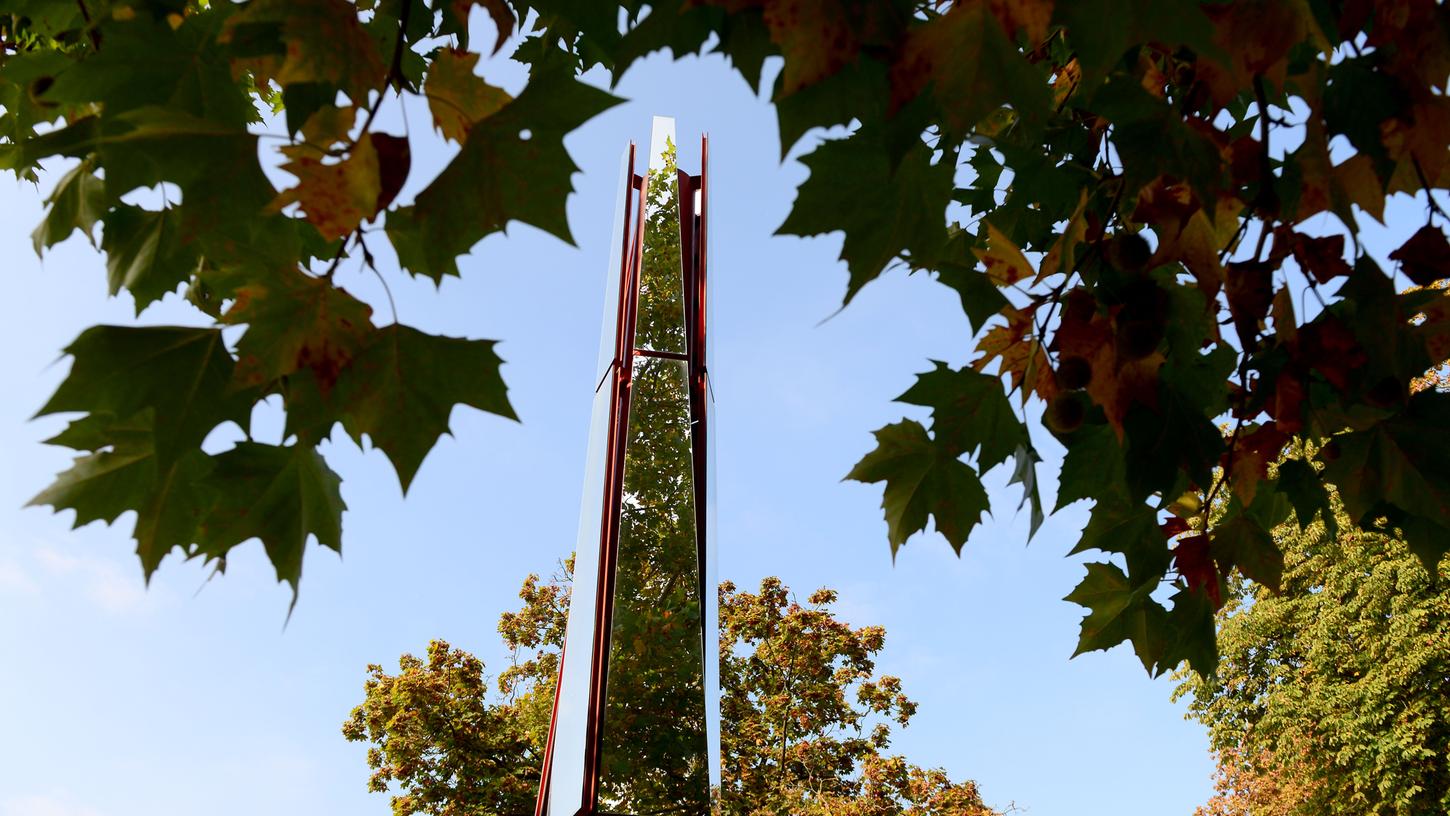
385,65 -> 622,282
37,326 -> 253,465
1064,561 -> 1167,672
1072,498 -> 1169,584
1212,514 -> 1284,591
333,325 -> 517,492
777,125 -> 952,303
1276,458 -> 1338,538
197,441 -> 345,600
1054,422 -> 1125,510
28,411 -> 216,576
1054,0 -> 1217,83
774,56 -> 888,159
845,420 -> 989,555
1324,392 -> 1450,569
897,361 -> 1023,468
1159,586 -> 1217,677
31,158 -> 105,255
1008,441 -> 1045,538
1122,387 -> 1224,503
44,10 -> 257,127
4,107 -> 277,232
931,227 -> 1010,334
99,206 -> 202,313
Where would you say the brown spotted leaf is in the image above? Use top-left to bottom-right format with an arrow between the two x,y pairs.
271,135 -> 383,242
223,267 -> 375,394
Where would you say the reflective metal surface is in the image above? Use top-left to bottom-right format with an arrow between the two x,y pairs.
538,120 -> 716,816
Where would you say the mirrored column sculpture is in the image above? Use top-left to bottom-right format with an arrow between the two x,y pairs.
536,118 -> 718,816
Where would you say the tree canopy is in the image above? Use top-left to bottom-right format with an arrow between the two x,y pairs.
344,568 -> 1002,816
1175,472 -> 1450,816
5,0 -> 1450,673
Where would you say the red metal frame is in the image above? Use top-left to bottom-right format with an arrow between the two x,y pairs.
536,134 -> 711,816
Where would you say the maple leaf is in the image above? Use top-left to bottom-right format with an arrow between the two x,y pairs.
1291,233 -> 1352,284
99,206 -> 201,314
891,1 -> 1049,137
1275,458 -> 1338,539
28,412 -> 216,577
695,0 -> 901,96
425,48 -> 512,144
196,441 -> 346,603
1211,514 -> 1283,592
30,158 -> 104,255
333,325 -> 517,492
224,0 -> 387,104
1171,534 -> 1219,606
778,123 -> 952,303
1389,225 -> 1450,287
272,132 -> 398,242
845,420 -> 989,555
1035,189 -> 1088,284
43,10 -> 257,128
223,267 -> 375,393
1064,562 -> 1166,672
36,326 -> 254,465
896,361 -> 1025,468
1323,392 -> 1450,569
442,0 -> 517,55
1228,423 -> 1289,508
1073,498 -> 1169,584
1054,421 -> 1125,510
973,222 -> 1033,287
1195,0 -> 1319,107
385,65 -> 621,282
972,305 -> 1056,403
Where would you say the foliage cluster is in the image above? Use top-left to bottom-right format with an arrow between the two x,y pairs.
4,0 -> 1450,671
1175,481 -> 1450,816
345,570 -> 1001,816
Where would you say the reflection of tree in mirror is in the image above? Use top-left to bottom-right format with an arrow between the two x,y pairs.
634,139 -> 686,356
597,139 -> 709,815
345,570 -> 1004,816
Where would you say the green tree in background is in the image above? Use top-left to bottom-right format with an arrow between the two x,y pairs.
345,569 -> 1003,816
1174,474 -> 1450,816
7,0 -> 1450,673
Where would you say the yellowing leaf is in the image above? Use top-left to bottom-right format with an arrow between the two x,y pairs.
1196,0 -> 1316,106
973,306 -> 1055,403
272,135 -> 382,241
1332,155 -> 1384,223
425,49 -> 512,144
974,222 -> 1033,286
1036,189 -> 1087,283
298,105 -> 359,149
1139,181 -> 1238,298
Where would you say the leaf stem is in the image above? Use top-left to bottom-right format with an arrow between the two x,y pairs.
355,0 -> 413,144
1411,156 -> 1447,227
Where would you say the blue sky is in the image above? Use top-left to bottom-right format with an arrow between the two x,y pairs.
0,16 -> 1431,816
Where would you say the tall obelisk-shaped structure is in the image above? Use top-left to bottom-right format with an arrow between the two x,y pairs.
536,118 -> 718,816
